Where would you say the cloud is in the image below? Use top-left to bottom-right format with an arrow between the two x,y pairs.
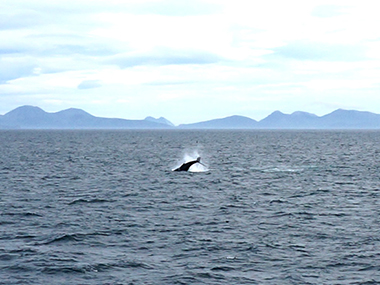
0,58 -> 38,84
271,40 -> 366,62
77,80 -> 102,89
2,0 -> 221,18
311,5 -> 346,18
0,11 -> 46,30
1,0 -> 380,123
107,48 -> 223,68
122,0 -> 222,16
0,45 -> 27,55
144,80 -> 191,86
31,41 -> 117,57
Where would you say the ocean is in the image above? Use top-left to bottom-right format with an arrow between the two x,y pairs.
1,130 -> 379,284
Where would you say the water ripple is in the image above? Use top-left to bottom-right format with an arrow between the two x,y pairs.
1,130 -> 380,284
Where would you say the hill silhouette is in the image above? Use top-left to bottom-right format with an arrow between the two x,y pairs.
2,106 -> 380,129
0,106 -> 174,129
178,109 -> 380,129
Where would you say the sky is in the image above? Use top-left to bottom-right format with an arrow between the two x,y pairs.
1,0 -> 380,125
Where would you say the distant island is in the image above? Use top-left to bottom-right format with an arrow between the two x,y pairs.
179,109 -> 380,129
0,106 -> 173,130
1,105 -> 380,129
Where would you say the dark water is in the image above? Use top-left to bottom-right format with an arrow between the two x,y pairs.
1,130 -> 380,285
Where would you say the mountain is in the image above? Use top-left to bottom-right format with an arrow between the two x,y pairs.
258,109 -> 380,129
318,109 -> 380,129
2,106 -> 380,129
258,111 -> 319,129
178,115 -> 258,129
0,106 -> 173,129
2,106 -> 50,128
178,109 -> 380,129
144,116 -> 175,127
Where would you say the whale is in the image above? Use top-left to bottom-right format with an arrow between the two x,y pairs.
173,157 -> 205,172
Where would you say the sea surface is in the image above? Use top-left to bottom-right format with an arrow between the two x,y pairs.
1,130 -> 380,285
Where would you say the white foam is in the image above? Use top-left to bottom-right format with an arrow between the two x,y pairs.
188,162 -> 208,173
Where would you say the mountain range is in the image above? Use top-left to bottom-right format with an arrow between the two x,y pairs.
180,109 -> 380,129
0,106 -> 172,129
1,105 -> 380,129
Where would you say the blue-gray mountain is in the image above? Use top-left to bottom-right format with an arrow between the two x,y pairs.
2,106 -> 380,129
144,116 -> 175,127
0,106 -> 174,129
178,109 -> 380,129
178,115 -> 258,129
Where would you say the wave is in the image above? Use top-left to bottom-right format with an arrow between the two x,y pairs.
40,233 -> 82,245
41,259 -> 154,275
68,198 -> 113,205
1,212 -> 42,217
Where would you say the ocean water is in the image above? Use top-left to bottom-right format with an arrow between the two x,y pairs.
1,130 -> 380,285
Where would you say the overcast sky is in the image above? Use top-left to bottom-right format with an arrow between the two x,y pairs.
1,0 -> 379,124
